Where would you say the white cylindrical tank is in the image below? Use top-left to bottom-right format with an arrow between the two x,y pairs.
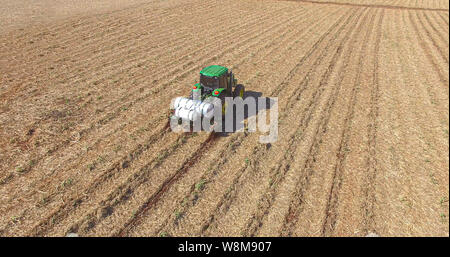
198,102 -> 214,118
173,97 -> 215,120
174,106 -> 201,121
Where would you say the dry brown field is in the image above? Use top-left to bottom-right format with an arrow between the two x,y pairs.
0,0 -> 448,236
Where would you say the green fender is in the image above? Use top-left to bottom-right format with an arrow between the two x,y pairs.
192,83 -> 202,92
212,88 -> 226,97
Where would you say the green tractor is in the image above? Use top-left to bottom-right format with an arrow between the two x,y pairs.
171,65 -> 245,123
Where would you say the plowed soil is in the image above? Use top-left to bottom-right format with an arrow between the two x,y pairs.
0,0 -> 448,237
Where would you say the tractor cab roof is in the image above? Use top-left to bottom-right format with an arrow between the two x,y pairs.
200,65 -> 228,77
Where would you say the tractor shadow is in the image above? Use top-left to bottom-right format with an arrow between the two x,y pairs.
215,90 -> 275,137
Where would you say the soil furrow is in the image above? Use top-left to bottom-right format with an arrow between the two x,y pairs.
93,6 -> 342,235
242,8 -> 367,237
408,10 -> 449,86
437,12 -> 449,25
26,123 -> 176,236
422,12 -> 449,47
139,7 -> 356,237
115,132 -> 217,236
0,0 -> 213,75
361,9 -> 385,236
0,4 -> 299,198
1,0 -> 447,237
321,8 -> 377,236
277,7 -> 373,237
135,7 -> 348,237
18,4 -> 312,236
183,7 -> 362,235
429,11 -> 450,38
288,0 -> 449,11
199,8 -> 362,236
415,12 -> 449,64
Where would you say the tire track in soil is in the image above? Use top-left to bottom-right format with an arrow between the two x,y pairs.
134,7 -> 348,237
247,7 -> 370,237
320,8 -> 377,237
22,4 -> 312,236
198,7 -> 364,237
361,9 -> 385,236
408,10 -> 449,87
150,134 -> 246,236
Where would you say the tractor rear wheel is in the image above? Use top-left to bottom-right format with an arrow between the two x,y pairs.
234,84 -> 245,98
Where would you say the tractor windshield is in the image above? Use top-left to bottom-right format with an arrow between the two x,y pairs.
200,75 -> 219,89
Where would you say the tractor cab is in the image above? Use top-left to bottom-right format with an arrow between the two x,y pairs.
199,65 -> 234,94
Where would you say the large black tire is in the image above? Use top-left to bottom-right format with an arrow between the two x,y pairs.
234,84 -> 245,98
